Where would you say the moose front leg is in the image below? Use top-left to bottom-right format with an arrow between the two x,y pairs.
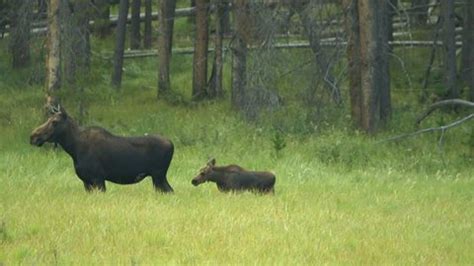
75,162 -> 106,192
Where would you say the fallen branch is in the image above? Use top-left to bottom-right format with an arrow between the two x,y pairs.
416,99 -> 474,125
380,113 -> 474,143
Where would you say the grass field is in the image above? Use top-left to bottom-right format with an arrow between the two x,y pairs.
0,85 -> 473,264
0,23 -> 473,263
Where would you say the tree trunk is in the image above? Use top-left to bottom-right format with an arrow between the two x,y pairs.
355,0 -> 391,133
231,0 -> 248,109
64,0 -> 91,86
130,0 -> 141,49
111,0 -> 129,89
441,0 -> 458,99
342,0 -> 362,127
461,0 -> 474,101
221,0 -> 231,35
157,0 -> 177,95
93,0 -> 111,38
207,0 -> 225,98
143,0 -> 152,48
37,0 -> 47,16
294,2 -> 342,105
10,0 -> 32,68
46,0 -> 61,98
379,0 -> 392,122
192,0 -> 209,100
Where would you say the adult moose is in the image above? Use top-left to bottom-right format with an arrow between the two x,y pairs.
30,105 -> 174,193
191,159 -> 276,194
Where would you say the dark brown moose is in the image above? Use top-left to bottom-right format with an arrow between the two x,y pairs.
192,159 -> 276,193
30,106 -> 174,193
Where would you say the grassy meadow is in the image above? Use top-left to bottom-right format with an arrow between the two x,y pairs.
1,26 -> 473,264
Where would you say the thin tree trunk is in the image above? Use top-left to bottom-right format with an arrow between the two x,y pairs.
358,0 -> 389,133
379,0 -> 392,122
157,0 -> 176,95
421,16 -> 441,102
192,0 -> 209,100
111,0 -> 129,88
461,0 -> 474,101
10,0 -> 32,68
143,0 -> 152,48
46,0 -> 61,97
343,0 -> 362,126
231,0 -> 248,109
221,0 -> 231,35
37,0 -> 47,16
130,0 -> 141,49
441,0 -> 458,99
64,0 -> 91,86
295,2 -> 342,105
208,0 -> 225,98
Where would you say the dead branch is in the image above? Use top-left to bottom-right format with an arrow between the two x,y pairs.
381,113 -> 474,143
416,99 -> 474,125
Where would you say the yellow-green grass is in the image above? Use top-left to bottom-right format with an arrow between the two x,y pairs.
0,88 -> 473,264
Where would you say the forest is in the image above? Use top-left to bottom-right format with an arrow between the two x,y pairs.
0,0 -> 473,264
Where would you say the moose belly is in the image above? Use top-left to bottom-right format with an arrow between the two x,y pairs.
107,172 -> 149,184
100,153 -> 152,184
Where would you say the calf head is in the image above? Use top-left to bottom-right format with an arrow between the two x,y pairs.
30,105 -> 69,146
191,158 -> 216,186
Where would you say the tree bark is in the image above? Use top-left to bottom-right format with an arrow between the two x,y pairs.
46,0 -> 61,97
343,0 -> 362,127
379,0 -> 392,123
441,0 -> 458,99
64,0 -> 91,86
357,0 -> 390,133
192,0 -> 209,100
9,0 -> 32,68
207,0 -> 225,98
461,0 -> 474,101
111,0 -> 129,89
143,0 -> 152,48
231,0 -> 248,109
157,0 -> 177,95
130,0 -> 141,49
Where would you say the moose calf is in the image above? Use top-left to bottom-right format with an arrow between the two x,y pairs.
191,159 -> 276,194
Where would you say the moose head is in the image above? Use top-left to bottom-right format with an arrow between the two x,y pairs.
30,105 -> 70,146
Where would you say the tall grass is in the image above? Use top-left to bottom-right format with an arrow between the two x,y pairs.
0,32 -> 473,264
0,83 -> 472,264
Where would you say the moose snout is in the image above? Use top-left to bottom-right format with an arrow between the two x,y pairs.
30,134 -> 44,146
191,178 -> 201,186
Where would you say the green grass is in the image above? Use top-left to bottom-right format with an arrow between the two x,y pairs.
0,85 -> 472,264
0,26 -> 473,264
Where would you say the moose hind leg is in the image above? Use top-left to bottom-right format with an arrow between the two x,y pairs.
152,170 -> 173,193
83,180 -> 106,192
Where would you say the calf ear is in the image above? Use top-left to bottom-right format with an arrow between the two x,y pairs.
209,158 -> 216,166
